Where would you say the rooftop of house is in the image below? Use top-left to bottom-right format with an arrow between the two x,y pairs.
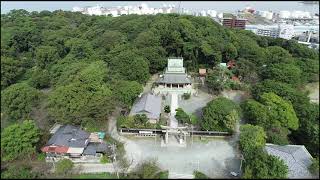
83,142 -> 110,156
157,73 -> 192,84
46,125 -> 90,148
265,143 -> 314,179
130,93 -> 162,119
166,57 -> 186,74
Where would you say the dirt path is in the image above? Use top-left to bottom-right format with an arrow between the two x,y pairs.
143,74 -> 158,93
305,82 -> 319,104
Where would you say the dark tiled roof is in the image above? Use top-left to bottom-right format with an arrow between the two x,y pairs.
83,142 -> 110,155
47,125 -> 90,148
83,143 -> 97,155
265,144 -> 314,179
130,93 -> 162,119
157,73 -> 191,84
96,142 -> 108,152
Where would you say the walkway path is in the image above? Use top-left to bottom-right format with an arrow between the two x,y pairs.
170,93 -> 179,128
72,163 -> 115,173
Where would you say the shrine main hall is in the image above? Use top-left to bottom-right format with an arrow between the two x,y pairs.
153,57 -> 195,95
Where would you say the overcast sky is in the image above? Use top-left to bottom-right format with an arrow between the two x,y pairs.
1,1 -> 319,14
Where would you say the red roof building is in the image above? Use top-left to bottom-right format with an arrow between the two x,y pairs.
41,146 -> 69,154
227,60 -> 236,69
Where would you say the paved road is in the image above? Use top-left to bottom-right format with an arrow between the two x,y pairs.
72,163 -> 115,173
169,172 -> 194,179
107,107 -> 143,172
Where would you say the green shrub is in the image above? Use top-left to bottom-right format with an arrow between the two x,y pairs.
182,93 -> 191,100
193,171 -> 209,179
266,126 -> 289,145
175,108 -> 190,124
158,170 -> 169,179
1,165 -> 38,179
309,157 -> 319,176
164,105 -> 170,113
37,153 -> 46,161
128,158 -> 165,179
190,114 -> 199,125
83,118 -> 101,132
100,155 -> 110,164
56,159 -> 74,175
228,80 -> 241,90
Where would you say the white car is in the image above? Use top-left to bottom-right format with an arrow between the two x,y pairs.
230,172 -> 238,177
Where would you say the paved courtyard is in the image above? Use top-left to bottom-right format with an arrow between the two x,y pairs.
178,89 -> 214,118
124,136 -> 241,178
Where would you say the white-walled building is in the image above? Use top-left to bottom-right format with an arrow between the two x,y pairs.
256,26 -> 279,38
87,5 -> 103,16
207,10 -> 217,17
278,24 -> 295,39
253,24 -> 295,40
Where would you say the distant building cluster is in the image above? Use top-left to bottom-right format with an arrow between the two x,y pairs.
254,24 -> 295,40
242,6 -> 317,20
278,11 -> 314,19
72,3 -> 177,17
72,3 -> 225,19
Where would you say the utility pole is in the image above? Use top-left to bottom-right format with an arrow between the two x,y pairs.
52,158 -> 56,172
191,124 -> 193,146
239,154 -> 245,176
154,131 -> 156,145
111,143 -> 119,179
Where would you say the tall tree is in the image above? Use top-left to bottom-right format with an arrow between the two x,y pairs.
202,97 -> 240,132
1,56 -> 25,89
48,81 -> 114,125
1,120 -> 40,161
1,83 -> 40,122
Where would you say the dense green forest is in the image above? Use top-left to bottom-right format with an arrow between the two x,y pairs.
1,9 -> 319,178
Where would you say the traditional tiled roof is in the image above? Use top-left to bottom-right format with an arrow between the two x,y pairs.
157,73 -> 191,84
265,143 -> 314,179
41,146 -> 69,153
130,93 -> 162,119
46,125 -> 90,148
